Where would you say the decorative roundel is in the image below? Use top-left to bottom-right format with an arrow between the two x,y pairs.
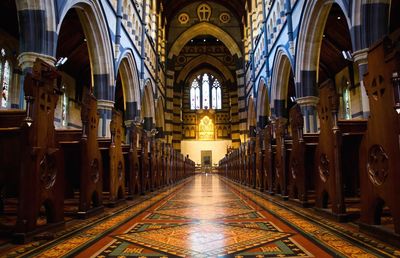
176,55 -> 187,65
219,12 -> 231,24
178,13 -> 190,24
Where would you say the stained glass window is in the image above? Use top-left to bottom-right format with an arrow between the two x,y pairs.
202,73 -> 210,109
190,79 -> 201,110
62,85 -> 68,126
211,79 -> 221,109
211,87 -> 217,109
0,48 -> 11,109
190,87 -> 196,110
190,73 -> 222,110
343,87 -> 351,120
216,87 -> 221,109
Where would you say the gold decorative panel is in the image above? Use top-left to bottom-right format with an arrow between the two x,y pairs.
199,115 -> 214,140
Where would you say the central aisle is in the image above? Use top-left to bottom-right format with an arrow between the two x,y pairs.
77,174 -> 329,257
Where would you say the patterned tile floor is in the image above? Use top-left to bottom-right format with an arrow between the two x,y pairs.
3,175 -> 399,257
78,175 -> 330,257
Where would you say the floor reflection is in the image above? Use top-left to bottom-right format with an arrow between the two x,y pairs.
108,174 -> 321,257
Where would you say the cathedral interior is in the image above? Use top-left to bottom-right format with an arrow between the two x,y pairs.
0,0 -> 400,257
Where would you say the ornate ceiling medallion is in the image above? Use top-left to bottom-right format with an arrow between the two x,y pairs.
219,12 -> 231,23
178,13 -> 190,24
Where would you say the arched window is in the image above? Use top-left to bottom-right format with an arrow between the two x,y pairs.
190,78 -> 201,109
211,78 -> 221,109
61,84 -> 69,127
202,73 -> 210,109
0,48 -> 11,109
343,87 -> 351,119
190,73 -> 222,110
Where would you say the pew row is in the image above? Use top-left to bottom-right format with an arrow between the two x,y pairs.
0,59 -> 64,243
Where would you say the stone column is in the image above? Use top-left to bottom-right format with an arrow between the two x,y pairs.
296,96 -> 319,133
18,52 -> 56,108
97,99 -> 114,138
237,68 -> 246,142
353,48 -> 370,118
165,69 -> 174,145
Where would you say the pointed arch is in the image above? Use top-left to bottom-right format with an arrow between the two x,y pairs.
271,48 -> 293,107
168,22 -> 242,59
247,96 -> 257,131
116,50 -> 141,104
155,97 -> 165,132
57,0 -> 114,91
141,80 -> 155,122
295,0 -> 353,95
256,77 -> 271,127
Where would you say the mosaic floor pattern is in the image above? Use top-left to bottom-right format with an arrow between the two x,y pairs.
6,175 -> 399,257
82,175 -> 328,258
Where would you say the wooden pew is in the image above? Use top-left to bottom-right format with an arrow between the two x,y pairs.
288,104 -> 318,207
56,93 -> 104,218
233,150 -> 239,182
263,126 -> 274,194
125,124 -> 141,198
255,131 -> 264,191
250,138 -> 257,188
0,59 -> 64,242
274,118 -> 289,199
239,145 -> 245,184
140,131 -> 151,193
185,157 -> 195,178
169,145 -> 174,184
359,32 -> 400,241
148,136 -> 156,191
154,141 -> 162,188
314,79 -> 367,221
164,144 -> 170,185
172,150 -> 177,183
98,110 -> 126,206
0,110 -> 26,237
245,141 -> 251,186
160,143 -> 167,186
232,150 -> 238,182
176,153 -> 181,181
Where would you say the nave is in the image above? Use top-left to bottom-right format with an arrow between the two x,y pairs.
1,174 -> 399,257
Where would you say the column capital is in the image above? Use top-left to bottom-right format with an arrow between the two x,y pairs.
296,96 -> 319,106
353,48 -> 369,66
18,52 -> 56,71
